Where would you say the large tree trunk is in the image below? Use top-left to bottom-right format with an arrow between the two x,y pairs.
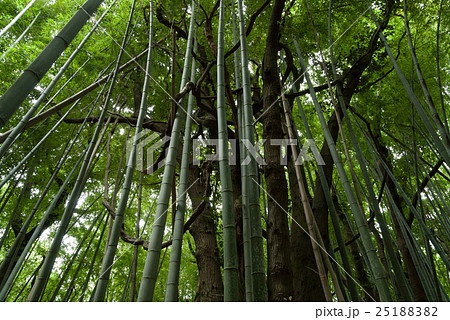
187,163 -> 224,302
261,0 -> 293,302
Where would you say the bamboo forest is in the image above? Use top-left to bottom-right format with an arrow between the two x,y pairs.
0,0 -> 449,303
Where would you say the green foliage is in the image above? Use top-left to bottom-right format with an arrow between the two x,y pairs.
0,0 -> 449,302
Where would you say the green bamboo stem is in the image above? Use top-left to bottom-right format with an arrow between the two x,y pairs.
0,98 -> 82,190
137,0 -> 196,302
26,14 -> 128,299
0,100 -> 97,290
0,144 -> 69,287
50,212 -> 104,301
0,0 -> 106,128
0,176 -> 26,251
12,249 -> 43,302
92,0 -> 141,301
0,11 -> 41,61
0,0 -> 38,37
288,45 -> 360,300
0,0 -> 118,160
0,162 -> 34,282
236,0 -> 267,301
375,159 -> 436,300
165,27 -> 198,301
325,1 -> 412,300
78,214 -> 108,301
403,0 -> 450,150
130,165 -> 145,301
295,45 -> 392,301
280,93 -> 335,302
366,4 -> 450,166
231,0 -> 253,301
0,152 -> 84,301
215,0 -> 239,301
352,109 -> 450,273
436,0 -> 448,133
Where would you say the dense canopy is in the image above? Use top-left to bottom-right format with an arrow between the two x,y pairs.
0,0 -> 449,302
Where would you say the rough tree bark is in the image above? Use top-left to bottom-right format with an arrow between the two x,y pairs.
261,0 -> 293,301
187,162 -> 224,302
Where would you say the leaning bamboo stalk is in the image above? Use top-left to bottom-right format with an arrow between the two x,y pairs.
0,57 -> 90,162
165,25 -> 198,301
333,82 -> 413,300
0,0 -> 106,128
0,98 -> 82,190
280,93 -> 334,302
0,162 -> 34,282
92,0 -> 141,301
78,214 -> 108,301
0,152 -> 84,301
0,0 -> 38,38
284,55 -> 360,300
0,176 -> 25,243
436,0 -> 448,134
403,1 -> 450,150
317,0 -> 409,300
352,110 -> 450,273
0,133 -> 81,288
0,48 -> 148,144
50,212 -> 105,301
236,0 -> 267,301
26,11 -> 130,299
0,11 -> 41,61
295,44 -> 392,301
0,0 -> 118,159
130,161 -> 145,301
366,4 -> 450,166
137,0 -> 196,301
0,86 -> 97,243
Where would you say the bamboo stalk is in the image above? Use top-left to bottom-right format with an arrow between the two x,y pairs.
0,0 -> 118,159
93,0 -> 141,301
366,4 -> 450,166
236,0 -> 267,301
403,0 -> 450,150
165,17 -> 198,302
0,0 -> 106,128
231,0 -> 253,301
0,152 -> 84,301
0,11 -> 41,61
26,8 -> 130,299
281,93 -> 334,301
295,43 -> 392,301
137,0 -> 197,301
0,0 -> 38,38
215,0 -> 239,301
78,214 -> 109,301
